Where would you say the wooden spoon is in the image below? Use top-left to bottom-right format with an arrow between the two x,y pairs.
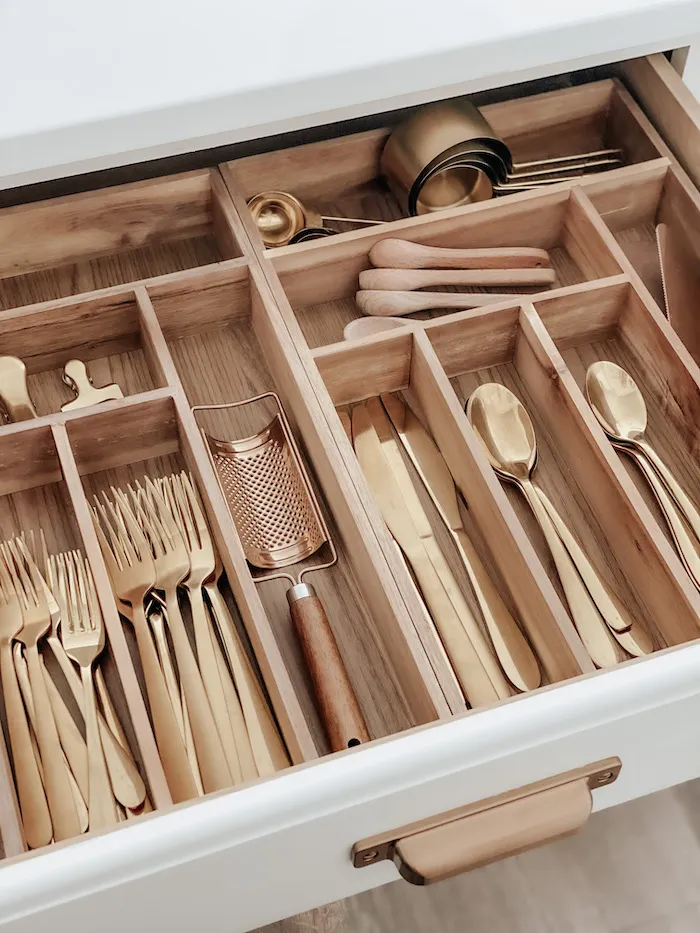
359,267 -> 556,291
356,290 -> 517,317
343,317 -> 423,340
369,239 -> 551,270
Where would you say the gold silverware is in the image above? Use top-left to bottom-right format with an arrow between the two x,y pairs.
0,356 -> 38,422
61,360 -> 124,412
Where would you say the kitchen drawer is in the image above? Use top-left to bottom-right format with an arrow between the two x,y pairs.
1,51 -> 700,933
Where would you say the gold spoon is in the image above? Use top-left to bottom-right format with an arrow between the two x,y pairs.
466,383 -> 645,666
586,361 -> 700,590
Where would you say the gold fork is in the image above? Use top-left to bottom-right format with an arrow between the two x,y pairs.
0,545 -> 51,848
130,479 -> 232,793
161,472 -> 245,782
4,539 -> 82,841
59,551 -> 118,830
92,491 -> 197,803
46,543 -> 146,813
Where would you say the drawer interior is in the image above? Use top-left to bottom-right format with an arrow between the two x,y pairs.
0,56 -> 699,873
222,78 -> 666,253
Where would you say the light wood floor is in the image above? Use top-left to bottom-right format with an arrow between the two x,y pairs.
256,781 -> 700,933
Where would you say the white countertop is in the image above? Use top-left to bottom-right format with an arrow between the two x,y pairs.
2,0 -> 700,190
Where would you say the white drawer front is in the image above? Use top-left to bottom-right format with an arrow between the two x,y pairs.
1,644 -> 700,932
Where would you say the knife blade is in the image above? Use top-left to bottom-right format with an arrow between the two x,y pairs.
354,398 -> 508,704
380,392 -> 542,691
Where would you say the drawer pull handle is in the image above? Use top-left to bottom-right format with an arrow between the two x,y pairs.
352,757 -> 621,885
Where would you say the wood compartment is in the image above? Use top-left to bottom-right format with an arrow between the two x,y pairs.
0,422 -> 157,857
222,78 -> 666,254
585,161 -> 700,363
533,277 -> 700,624
0,169 -> 244,311
313,327 -> 591,697
267,186 -> 625,350
144,264 -> 447,749
418,295 -> 700,655
0,290 -> 170,418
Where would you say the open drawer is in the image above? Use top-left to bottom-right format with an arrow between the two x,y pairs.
2,51 -> 700,933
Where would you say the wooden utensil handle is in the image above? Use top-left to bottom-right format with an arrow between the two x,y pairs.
359,268 -> 556,291
26,644 -> 82,841
164,588 -> 232,793
288,583 -> 369,752
368,239 -> 550,270
356,290 -> 515,317
131,604 -> 198,803
0,642 -> 51,848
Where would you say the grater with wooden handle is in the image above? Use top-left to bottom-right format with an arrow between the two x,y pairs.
193,393 -> 369,752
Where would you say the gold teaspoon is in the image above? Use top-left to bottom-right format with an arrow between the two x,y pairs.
466,383 -> 630,667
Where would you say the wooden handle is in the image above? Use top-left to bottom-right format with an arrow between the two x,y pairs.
519,481 -> 620,669
368,239 -> 551,270
131,604 -> 198,803
164,589 -> 232,793
356,290 -> 516,317
453,529 -> 541,692
358,268 -> 556,291
26,644 -> 82,841
189,585 -> 241,781
288,585 -> 369,751
81,665 -> 119,830
0,642 -> 51,848
353,758 -> 620,884
205,582 -> 289,775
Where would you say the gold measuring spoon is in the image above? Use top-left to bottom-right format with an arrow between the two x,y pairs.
466,383 -> 642,666
586,360 -> 700,590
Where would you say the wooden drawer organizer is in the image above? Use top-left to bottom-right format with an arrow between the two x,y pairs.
1,57 -> 700,864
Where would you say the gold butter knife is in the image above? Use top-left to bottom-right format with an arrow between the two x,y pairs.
352,400 -> 506,707
380,393 -> 541,690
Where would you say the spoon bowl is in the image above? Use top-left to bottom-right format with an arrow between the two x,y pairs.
466,383 -> 536,483
586,361 -> 647,443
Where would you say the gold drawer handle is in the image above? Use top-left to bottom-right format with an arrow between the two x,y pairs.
353,757 -> 621,885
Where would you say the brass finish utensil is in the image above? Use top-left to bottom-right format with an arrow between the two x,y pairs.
194,394 -> 369,752
247,191 -> 383,247
586,360 -> 700,589
0,356 -> 37,422
130,479 -> 232,793
381,393 -> 541,691
356,290 -> 516,317
466,383 -> 633,667
3,539 -> 82,841
61,360 -> 123,412
92,492 -> 198,802
368,240 -> 551,270
352,399 -> 508,706
59,552 -> 118,831
358,267 -> 556,292
0,549 -> 51,848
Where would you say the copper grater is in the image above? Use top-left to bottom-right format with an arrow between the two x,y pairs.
192,393 -> 369,752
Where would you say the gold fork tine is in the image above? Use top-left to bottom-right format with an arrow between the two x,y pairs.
16,538 -> 48,611
93,499 -> 129,572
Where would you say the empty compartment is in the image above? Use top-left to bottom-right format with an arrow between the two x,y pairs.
313,328 -> 591,700
0,169 -> 243,311
422,296 -> 700,657
533,278 -> 700,620
0,291 -> 170,419
225,78 -> 664,251
145,267 -> 438,750
270,186 -> 624,349
0,423 -> 152,855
